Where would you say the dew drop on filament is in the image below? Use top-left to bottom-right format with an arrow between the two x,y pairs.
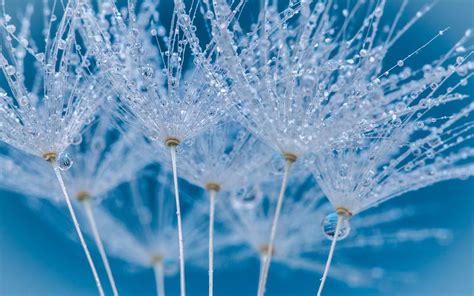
321,212 -> 351,241
58,152 -> 73,171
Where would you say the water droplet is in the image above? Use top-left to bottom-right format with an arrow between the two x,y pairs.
374,7 -> 383,17
315,3 -> 325,13
5,24 -> 16,34
426,150 -> 435,159
206,11 -> 214,19
157,26 -> 166,36
395,102 -> 406,112
58,39 -> 67,50
392,117 -> 402,127
58,152 -> 73,171
140,65 -> 154,78
397,60 -> 404,67
3,62 -> 15,74
20,38 -> 29,47
412,147 -> 422,155
71,134 -> 82,145
321,212 -> 351,241
284,8 -> 295,18
35,53 -> 45,62
19,96 -> 28,106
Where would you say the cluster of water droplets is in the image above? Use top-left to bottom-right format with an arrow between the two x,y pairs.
0,0 -> 473,294
0,2 -> 105,157
76,0 -> 234,145
178,120 -> 273,191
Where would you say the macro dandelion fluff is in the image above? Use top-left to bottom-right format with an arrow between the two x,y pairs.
66,115 -> 156,204
63,114 -> 156,296
76,2 -> 234,294
179,120 -> 274,191
178,119 -> 273,296
0,0 -> 472,295
193,1 -> 411,292
311,103 -> 474,295
193,0 -> 473,294
302,18 -> 474,296
219,172 -> 454,293
0,2 -> 107,294
96,169 -> 215,296
219,174 -> 358,286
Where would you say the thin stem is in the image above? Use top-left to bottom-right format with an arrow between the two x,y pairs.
316,214 -> 343,296
52,165 -> 105,296
153,261 -> 165,296
208,189 -> 216,296
257,159 -> 293,296
258,254 -> 266,287
83,199 -> 119,296
169,145 -> 186,296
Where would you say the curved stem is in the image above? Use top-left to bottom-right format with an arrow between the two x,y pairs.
52,165 -> 105,296
257,159 -> 293,296
169,145 -> 186,296
208,189 -> 216,296
316,214 -> 343,296
83,199 -> 119,296
153,261 -> 165,296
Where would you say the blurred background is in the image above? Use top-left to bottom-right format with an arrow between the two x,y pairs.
0,0 -> 473,295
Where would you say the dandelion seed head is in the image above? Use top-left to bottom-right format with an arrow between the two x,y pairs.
0,3 -> 104,159
77,1 -> 234,146
178,120 -> 273,191
65,115 -> 156,201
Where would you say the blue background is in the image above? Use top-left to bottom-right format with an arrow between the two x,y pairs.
0,0 -> 473,295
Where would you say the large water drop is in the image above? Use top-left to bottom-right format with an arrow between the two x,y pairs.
58,152 -> 74,171
321,212 -> 351,241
